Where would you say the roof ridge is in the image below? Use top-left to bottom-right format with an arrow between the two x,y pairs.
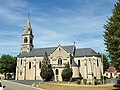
33,45 -> 74,50
33,47 -> 56,50
76,48 -> 92,50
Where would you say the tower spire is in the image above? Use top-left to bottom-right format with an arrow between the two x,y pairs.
21,12 -> 34,53
26,11 -> 31,29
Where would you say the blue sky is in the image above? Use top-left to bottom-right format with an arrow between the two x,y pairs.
0,0 -> 117,56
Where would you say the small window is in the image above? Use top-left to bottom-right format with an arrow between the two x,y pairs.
24,37 -> 28,43
97,59 -> 99,66
39,62 -> 41,69
29,62 -> 31,69
78,60 -> 80,67
58,58 -> 62,65
56,69 -> 59,75
21,59 -> 22,65
20,71 -> 22,75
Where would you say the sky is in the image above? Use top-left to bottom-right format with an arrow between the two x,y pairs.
0,0 -> 118,56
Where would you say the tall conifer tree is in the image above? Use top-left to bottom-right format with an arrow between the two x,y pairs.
40,52 -> 54,81
104,0 -> 120,70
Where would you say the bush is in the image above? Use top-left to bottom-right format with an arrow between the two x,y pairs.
83,79 -> 87,84
40,52 -> 54,81
62,63 -> 73,81
95,80 -> 97,85
97,80 -> 101,84
7,74 -> 12,79
76,80 -> 81,85
40,65 -> 54,81
95,79 -> 101,85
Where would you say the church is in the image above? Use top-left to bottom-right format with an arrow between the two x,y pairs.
16,15 -> 103,84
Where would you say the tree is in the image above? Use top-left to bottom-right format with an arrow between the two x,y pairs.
40,52 -> 54,81
0,54 -> 17,79
104,0 -> 120,70
61,63 -> 73,81
102,54 -> 110,72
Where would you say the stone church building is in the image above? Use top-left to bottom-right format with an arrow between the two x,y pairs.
16,16 -> 103,83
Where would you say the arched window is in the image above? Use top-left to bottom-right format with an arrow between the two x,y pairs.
39,62 -> 41,69
20,71 -> 22,75
21,59 -> 22,65
30,38 -> 32,44
29,62 -> 31,69
58,58 -> 62,65
97,59 -> 99,66
78,60 -> 80,67
56,69 -> 59,75
24,37 -> 28,43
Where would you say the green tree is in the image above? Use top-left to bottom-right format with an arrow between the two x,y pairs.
104,0 -> 120,70
40,52 -> 54,81
0,54 -> 17,79
61,63 -> 73,81
102,54 -> 110,72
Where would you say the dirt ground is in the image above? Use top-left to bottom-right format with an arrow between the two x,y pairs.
34,83 -> 114,90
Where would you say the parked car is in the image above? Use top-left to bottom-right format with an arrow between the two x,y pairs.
0,81 -> 5,90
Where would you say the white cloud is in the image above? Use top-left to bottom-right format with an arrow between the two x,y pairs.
0,0 -> 115,56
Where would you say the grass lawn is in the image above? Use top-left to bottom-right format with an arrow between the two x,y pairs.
34,84 -> 113,90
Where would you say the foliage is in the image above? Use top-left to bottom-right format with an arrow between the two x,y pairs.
7,73 -> 12,79
104,0 -> 120,70
0,54 -> 17,79
95,80 -> 97,85
61,63 -> 73,81
75,80 -> 81,85
40,52 -> 54,81
83,79 -> 87,84
102,54 -> 110,72
95,79 -> 102,85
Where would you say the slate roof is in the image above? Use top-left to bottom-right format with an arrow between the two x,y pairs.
18,46 -> 100,58
75,48 -> 100,57
71,59 -> 78,67
18,45 -> 74,57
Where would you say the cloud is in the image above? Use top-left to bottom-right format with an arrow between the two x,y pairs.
0,0 -> 116,56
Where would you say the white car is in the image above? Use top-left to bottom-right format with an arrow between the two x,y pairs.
0,81 -> 5,90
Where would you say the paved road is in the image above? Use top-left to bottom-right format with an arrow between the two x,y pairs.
2,80 -> 44,90
9,80 -> 42,85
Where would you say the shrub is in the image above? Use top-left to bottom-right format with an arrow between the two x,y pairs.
62,63 -> 73,81
76,80 -> 81,85
95,79 -> 101,85
95,80 -> 97,85
7,73 -> 12,79
40,65 -> 54,81
97,80 -> 101,84
40,52 -> 54,81
83,79 -> 87,84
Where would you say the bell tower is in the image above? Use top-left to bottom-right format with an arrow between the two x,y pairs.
21,12 -> 34,53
